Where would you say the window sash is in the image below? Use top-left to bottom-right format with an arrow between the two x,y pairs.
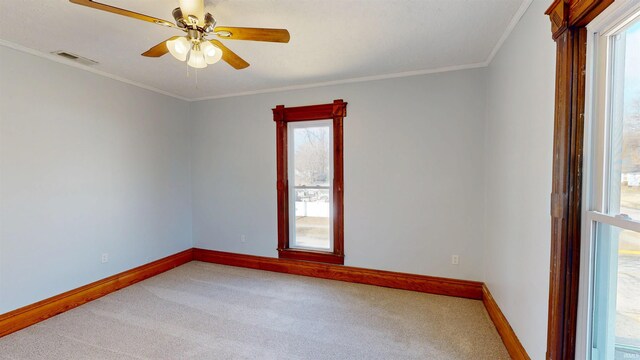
287,120 -> 334,252
581,6 -> 640,359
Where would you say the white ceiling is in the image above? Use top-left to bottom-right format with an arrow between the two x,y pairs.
0,0 -> 528,100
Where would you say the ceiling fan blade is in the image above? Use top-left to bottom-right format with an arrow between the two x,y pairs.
69,0 -> 178,29
142,37 -> 180,57
209,40 -> 250,70
214,27 -> 290,43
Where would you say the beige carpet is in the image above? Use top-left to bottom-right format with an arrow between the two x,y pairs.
0,262 -> 510,359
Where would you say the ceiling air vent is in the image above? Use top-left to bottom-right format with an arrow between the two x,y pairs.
51,51 -> 98,66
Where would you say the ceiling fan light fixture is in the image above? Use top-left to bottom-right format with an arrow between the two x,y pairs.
200,41 -> 223,64
179,0 -> 205,25
187,46 -> 207,69
68,0 -> 290,71
167,37 -> 190,61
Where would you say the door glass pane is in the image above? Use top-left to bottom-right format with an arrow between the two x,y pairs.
592,222 -> 640,359
609,21 -> 640,219
291,124 -> 331,250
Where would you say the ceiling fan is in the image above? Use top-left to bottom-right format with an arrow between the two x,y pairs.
69,0 -> 290,70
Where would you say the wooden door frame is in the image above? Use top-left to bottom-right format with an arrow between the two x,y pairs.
544,1 -> 614,359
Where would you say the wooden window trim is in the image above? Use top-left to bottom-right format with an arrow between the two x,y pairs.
272,99 -> 347,265
544,1 -> 614,359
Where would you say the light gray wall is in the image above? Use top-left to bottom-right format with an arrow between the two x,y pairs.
2,7 -> 558,356
484,1 -> 555,358
191,69 -> 488,281
0,46 -> 193,313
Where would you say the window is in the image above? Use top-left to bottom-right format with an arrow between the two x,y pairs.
288,120 -> 333,251
272,100 -> 346,264
581,6 -> 640,359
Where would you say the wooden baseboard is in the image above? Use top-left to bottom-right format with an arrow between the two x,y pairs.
1,246 -> 529,360
0,249 -> 193,338
193,248 -> 483,299
482,284 -> 530,360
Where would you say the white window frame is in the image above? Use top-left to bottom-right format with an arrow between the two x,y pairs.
286,119 -> 334,252
578,2 -> 640,359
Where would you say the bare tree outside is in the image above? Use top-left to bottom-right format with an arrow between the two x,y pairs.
294,127 -> 330,186
622,95 -> 640,175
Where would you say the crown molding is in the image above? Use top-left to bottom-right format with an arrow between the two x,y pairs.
485,0 -> 535,65
191,0 -> 534,102
190,62 -> 488,101
0,39 -> 190,102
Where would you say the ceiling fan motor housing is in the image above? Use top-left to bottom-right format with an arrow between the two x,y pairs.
187,28 -> 202,42
172,7 -> 216,34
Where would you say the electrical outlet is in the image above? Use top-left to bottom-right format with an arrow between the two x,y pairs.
451,255 -> 459,265
101,253 -> 109,263
240,235 -> 246,243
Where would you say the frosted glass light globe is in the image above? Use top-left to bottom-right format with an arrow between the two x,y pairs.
187,49 -> 207,69
166,37 -> 190,62
200,41 -> 223,64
